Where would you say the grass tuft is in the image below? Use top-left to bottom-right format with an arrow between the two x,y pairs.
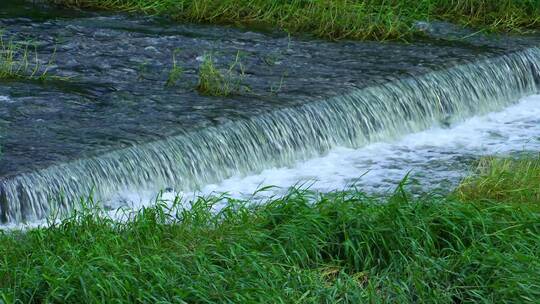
457,155 -> 540,204
0,34 -> 55,81
196,52 -> 246,96
165,48 -> 183,87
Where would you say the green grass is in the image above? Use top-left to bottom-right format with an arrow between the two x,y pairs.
196,52 -> 246,96
0,34 -> 55,81
49,0 -> 540,40
165,49 -> 184,87
457,155 -> 540,204
1,157 -> 539,303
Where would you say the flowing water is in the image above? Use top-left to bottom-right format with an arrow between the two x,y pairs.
1,1 -> 540,224
180,94 -> 540,200
6,94 -> 540,229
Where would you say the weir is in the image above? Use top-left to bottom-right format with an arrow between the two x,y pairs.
1,47 -> 539,223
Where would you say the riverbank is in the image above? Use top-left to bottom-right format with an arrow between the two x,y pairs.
1,156 -> 539,303
48,0 -> 540,40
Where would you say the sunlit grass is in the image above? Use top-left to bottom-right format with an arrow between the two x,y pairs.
49,0 -> 540,40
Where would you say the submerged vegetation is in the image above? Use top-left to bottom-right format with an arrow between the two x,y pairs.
49,0 -> 540,40
1,156 -> 539,302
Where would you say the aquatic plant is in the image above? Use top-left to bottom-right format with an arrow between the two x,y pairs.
196,52 -> 246,96
136,60 -> 150,81
269,74 -> 286,95
0,34 -> 54,81
165,49 -> 183,87
1,157 -> 540,302
49,0 -> 540,40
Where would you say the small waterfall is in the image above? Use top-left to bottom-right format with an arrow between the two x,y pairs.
1,47 -> 540,223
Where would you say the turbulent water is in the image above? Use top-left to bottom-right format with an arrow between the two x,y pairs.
3,48 -> 540,223
5,94 -> 539,229
1,1 -> 540,224
186,94 -> 540,199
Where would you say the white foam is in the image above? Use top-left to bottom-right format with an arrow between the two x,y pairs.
187,94 -> 540,198
108,95 -> 540,209
0,95 -> 12,103
6,95 -> 540,229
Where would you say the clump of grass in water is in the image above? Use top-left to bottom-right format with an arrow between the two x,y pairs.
0,34 -> 55,81
457,155 -> 540,204
136,59 -> 150,81
1,157 -> 540,302
49,0 -> 540,41
165,48 -> 183,87
196,52 -> 246,96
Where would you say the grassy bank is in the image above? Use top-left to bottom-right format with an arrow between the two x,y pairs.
49,0 -> 540,40
0,156 -> 539,303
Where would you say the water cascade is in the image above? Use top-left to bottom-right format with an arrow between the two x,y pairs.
1,47 -> 539,223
